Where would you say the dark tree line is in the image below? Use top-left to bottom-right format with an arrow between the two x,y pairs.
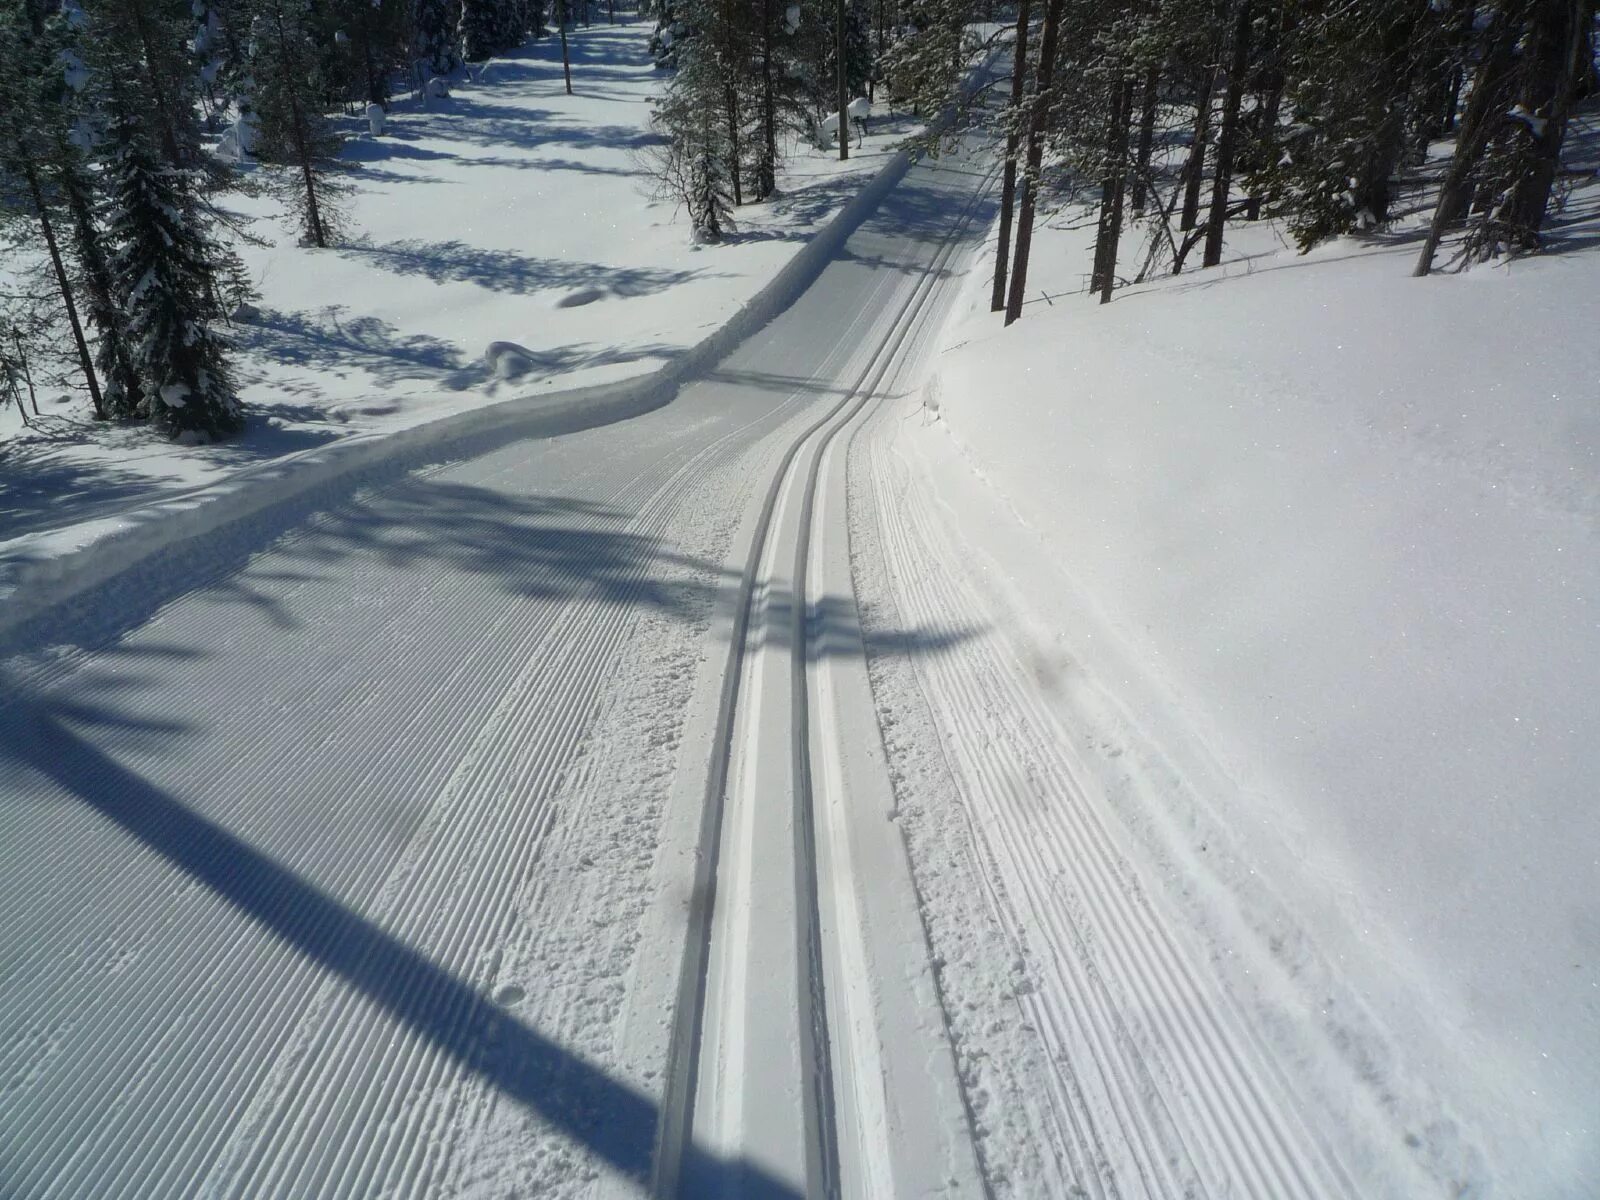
982,0 -> 1597,324
649,0 -> 949,241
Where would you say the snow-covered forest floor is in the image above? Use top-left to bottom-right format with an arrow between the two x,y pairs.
0,17 -> 916,566
854,102 -> 1600,1197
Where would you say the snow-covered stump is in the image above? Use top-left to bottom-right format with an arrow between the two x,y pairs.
367,103 -> 386,136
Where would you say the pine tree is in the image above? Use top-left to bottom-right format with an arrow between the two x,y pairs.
652,0 -> 740,240
101,99 -> 241,439
460,0 -> 502,59
247,0 -> 349,248
81,0 -> 206,169
0,0 -> 109,417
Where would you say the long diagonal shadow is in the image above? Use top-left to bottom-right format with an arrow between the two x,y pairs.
5,710 -> 801,1199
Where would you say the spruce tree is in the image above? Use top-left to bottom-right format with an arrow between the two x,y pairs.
101,98 -> 241,439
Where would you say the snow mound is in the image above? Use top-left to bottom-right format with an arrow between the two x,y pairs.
483,340 -> 540,380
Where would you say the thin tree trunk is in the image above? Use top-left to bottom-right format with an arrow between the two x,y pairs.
1502,0 -> 1590,241
991,0 -> 1032,311
1093,75 -> 1134,303
1202,0 -> 1252,269
758,0 -> 778,198
1003,0 -> 1064,326
24,159 -> 104,420
836,0 -> 848,160
725,84 -> 743,206
559,0 -> 574,94
1414,9 -> 1522,275
1131,65 -> 1158,214
127,0 -> 187,165
12,332 -> 41,417
1180,67 -> 1214,231
60,156 -> 140,408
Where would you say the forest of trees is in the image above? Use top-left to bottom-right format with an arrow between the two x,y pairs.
2,0 -> 1595,439
973,0 -> 1599,322
646,0 -> 1596,308
0,0 -> 586,440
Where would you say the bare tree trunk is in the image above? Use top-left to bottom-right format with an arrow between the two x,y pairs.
127,0 -> 187,166
1003,0 -> 1065,327
756,0 -> 778,199
1501,0 -> 1591,240
725,83 -> 743,206
559,0 -> 574,94
836,0 -> 848,160
1202,0 -> 1252,269
991,0 -> 1032,312
23,159 -> 104,420
59,156 -> 140,409
1093,75 -> 1134,303
1414,9 -> 1522,275
1180,67 -> 1214,232
1131,65 -> 1158,214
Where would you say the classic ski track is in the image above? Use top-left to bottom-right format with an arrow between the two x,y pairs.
0,361 -> 837,1198
656,148 -> 1000,1200
859,413 -> 1359,1199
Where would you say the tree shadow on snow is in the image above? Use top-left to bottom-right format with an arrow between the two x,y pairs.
338,238 -> 719,297
0,463 -> 976,1194
0,673 -> 806,1199
0,415 -> 340,543
233,305 -> 487,392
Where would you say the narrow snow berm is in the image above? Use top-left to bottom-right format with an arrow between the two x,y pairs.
648,139 -> 1002,1200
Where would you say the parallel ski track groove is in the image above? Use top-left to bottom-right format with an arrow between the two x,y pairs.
651,148 -> 1000,1200
862,429 -> 1357,1200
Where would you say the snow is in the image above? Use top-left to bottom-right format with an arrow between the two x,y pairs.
870,108 -> 1600,1196
1,20 -> 932,635
0,125 -> 999,1198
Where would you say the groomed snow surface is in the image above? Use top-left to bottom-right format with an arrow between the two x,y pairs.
2,25 -> 1596,1200
852,108 -> 1599,1197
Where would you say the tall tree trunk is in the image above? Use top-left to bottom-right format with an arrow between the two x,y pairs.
1093,75 -> 1134,303
1414,9 -> 1522,275
1131,65 -> 1158,214
273,6 -> 327,247
59,156 -> 140,410
559,0 -> 573,94
1180,67 -> 1215,231
1202,0 -> 1252,269
757,0 -> 778,199
725,83 -> 743,206
23,159 -> 104,420
1003,0 -> 1064,326
991,0 -> 1032,312
1501,0 -> 1590,241
127,0 -> 187,165
836,0 -> 848,160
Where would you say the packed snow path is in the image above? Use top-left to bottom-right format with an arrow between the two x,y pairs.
0,130 -> 994,1197
1,128 -> 1383,1200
